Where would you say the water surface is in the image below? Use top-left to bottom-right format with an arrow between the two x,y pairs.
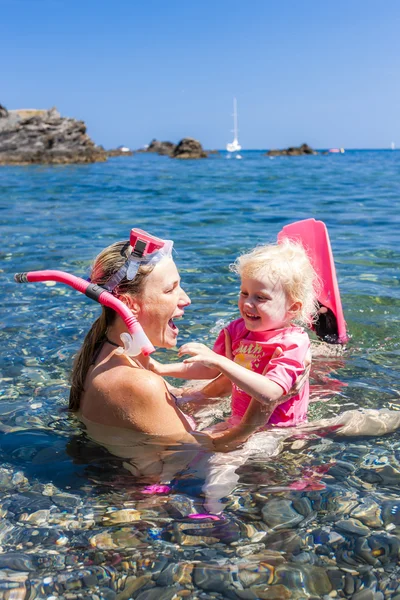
1,150 -> 400,598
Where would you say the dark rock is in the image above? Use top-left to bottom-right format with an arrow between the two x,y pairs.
0,103 -> 106,165
0,103 -> 8,118
193,563 -> 236,592
266,143 -> 317,157
139,139 -> 176,156
172,137 -> 208,159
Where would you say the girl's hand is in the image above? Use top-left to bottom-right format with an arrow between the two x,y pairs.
148,357 -> 164,374
178,343 -> 222,369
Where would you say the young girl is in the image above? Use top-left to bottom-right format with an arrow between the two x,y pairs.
154,239 -> 319,450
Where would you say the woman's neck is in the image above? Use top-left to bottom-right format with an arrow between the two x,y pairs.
106,319 -> 151,369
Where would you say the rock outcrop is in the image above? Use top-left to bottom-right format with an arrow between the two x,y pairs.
139,139 -> 176,156
172,137 -> 207,159
0,105 -> 106,165
138,137 -> 207,159
266,143 -> 317,157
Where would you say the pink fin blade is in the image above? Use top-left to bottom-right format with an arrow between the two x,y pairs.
278,219 -> 348,344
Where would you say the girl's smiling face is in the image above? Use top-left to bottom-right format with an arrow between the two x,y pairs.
238,274 -> 299,332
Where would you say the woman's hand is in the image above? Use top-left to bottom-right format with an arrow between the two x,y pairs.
210,429 -> 248,453
178,343 -> 222,370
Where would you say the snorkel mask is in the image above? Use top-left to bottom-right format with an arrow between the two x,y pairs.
14,228 -> 174,357
104,228 -> 173,293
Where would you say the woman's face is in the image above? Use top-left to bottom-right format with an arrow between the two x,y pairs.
134,257 -> 191,348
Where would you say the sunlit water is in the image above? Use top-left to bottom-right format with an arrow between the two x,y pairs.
1,150 -> 400,599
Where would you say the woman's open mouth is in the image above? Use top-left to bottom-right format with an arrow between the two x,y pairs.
168,318 -> 179,333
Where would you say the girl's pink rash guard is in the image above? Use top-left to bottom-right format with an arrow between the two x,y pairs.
213,318 -> 310,427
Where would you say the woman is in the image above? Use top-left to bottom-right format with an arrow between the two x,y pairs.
70,236 -> 205,440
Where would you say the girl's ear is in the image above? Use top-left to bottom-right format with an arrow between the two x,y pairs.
288,300 -> 302,316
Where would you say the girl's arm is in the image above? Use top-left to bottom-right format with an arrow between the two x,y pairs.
149,356 -> 220,380
179,343 -> 284,405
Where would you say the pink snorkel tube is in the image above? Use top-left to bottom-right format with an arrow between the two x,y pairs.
13,228 -> 171,357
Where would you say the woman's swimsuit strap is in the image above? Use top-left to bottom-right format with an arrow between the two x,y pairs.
90,336 -> 121,365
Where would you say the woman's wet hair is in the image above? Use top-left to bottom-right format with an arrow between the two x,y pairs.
230,238 -> 320,327
69,240 -> 155,411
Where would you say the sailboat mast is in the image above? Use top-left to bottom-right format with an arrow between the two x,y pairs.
233,97 -> 238,140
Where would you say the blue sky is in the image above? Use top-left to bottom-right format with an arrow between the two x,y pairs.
1,0 -> 399,149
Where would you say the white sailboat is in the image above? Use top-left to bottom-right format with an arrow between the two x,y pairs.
226,98 -> 242,158
391,141 -> 396,150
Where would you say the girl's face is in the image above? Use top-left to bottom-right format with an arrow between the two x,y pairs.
238,273 -> 297,332
132,258 -> 191,348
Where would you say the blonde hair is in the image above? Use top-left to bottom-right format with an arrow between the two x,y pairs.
69,240 -> 155,411
230,239 -> 320,327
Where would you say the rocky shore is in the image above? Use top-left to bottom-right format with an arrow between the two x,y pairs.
1,101 -> 320,165
0,103 -> 106,165
266,143 -> 317,156
139,137 -> 208,159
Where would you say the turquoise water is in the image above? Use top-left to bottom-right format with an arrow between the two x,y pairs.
1,150 -> 400,598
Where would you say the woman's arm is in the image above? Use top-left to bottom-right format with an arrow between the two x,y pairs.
211,396 -> 280,452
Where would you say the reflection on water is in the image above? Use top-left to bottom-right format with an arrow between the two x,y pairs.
1,151 -> 400,598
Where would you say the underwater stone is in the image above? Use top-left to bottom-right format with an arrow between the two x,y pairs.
157,563 -> 194,587
351,590 -> 379,600
0,552 -> 35,571
115,575 -> 154,600
135,586 -> 180,600
97,589 -> 117,600
273,564 -> 332,596
356,464 -> 400,486
326,569 -> 345,590
234,590 -> 259,600
52,493 -> 81,509
261,499 -> 304,530
381,500 -> 400,527
291,497 -> 313,517
236,543 -> 266,558
3,492 -> 53,516
354,537 -> 381,566
263,530 -> 304,554
238,563 -> 272,588
335,518 -> 371,536
164,495 -> 196,518
193,564 -> 236,593
249,584 -> 292,599
350,498 -> 383,528
343,572 -> 356,595
102,509 -> 142,524
22,508 -> 50,525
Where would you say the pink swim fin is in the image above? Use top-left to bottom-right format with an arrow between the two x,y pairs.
277,219 -> 348,344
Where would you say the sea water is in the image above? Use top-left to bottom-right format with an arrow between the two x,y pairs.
0,150 -> 400,598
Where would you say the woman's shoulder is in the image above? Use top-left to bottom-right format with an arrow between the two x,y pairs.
94,359 -> 167,402
81,360 -> 173,430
